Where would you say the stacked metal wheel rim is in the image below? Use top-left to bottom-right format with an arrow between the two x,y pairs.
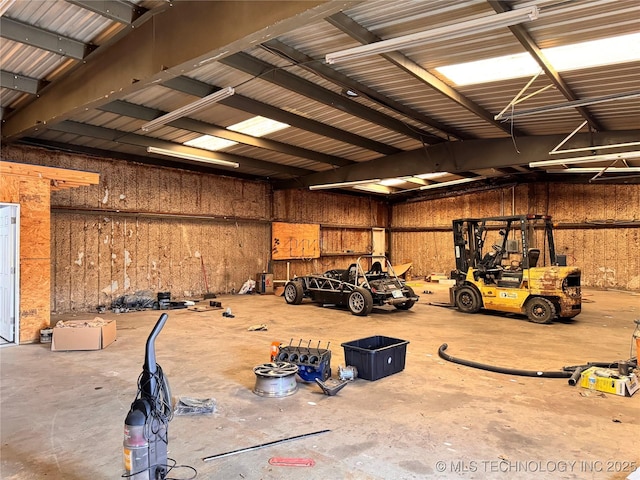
252,362 -> 299,397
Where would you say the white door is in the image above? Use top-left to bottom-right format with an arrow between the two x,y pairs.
0,204 -> 19,343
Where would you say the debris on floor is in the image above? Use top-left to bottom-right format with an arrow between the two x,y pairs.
315,378 -> 348,396
202,429 -> 330,462
268,457 -> 315,467
111,290 -> 156,311
238,278 -> 256,294
174,397 -> 217,416
248,323 -> 267,331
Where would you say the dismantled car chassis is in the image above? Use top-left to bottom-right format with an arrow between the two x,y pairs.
284,255 -> 419,316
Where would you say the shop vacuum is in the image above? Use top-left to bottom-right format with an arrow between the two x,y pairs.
123,313 -> 173,479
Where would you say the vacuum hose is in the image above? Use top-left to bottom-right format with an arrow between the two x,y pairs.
438,344 -> 638,386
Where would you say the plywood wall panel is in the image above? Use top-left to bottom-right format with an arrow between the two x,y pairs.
19,178 -> 50,259
273,190 -> 387,226
0,175 -> 20,203
19,258 -> 50,343
321,228 -> 371,255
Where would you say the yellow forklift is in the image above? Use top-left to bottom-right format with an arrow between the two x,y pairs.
450,214 -> 581,324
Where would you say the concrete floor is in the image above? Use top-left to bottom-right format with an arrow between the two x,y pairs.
1,283 -> 639,480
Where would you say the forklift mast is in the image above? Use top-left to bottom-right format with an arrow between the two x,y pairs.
452,214 -> 558,274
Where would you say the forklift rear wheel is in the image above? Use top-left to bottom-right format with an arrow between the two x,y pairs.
284,281 -> 304,305
525,297 -> 556,324
455,286 -> 482,313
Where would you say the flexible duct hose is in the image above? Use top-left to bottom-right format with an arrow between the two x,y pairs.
438,343 -> 572,378
438,344 -> 638,385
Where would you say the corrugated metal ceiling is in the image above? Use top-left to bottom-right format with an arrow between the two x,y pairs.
1,0 -> 638,197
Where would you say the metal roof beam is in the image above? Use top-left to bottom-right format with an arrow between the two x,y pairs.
66,0 -> 146,24
275,130 -> 640,189
100,100 -> 355,167
49,120 -> 315,176
0,17 -> 96,60
1,69 -> 45,94
221,52 -> 442,143
262,39 -> 472,141
163,76 -> 401,155
1,1 -> 353,140
326,12 -> 523,137
489,0 -> 604,132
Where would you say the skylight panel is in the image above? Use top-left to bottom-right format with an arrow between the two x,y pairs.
182,116 -> 290,151
228,116 -> 289,136
184,135 -> 237,152
436,32 -> 640,86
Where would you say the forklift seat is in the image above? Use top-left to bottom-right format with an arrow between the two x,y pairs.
528,249 -> 540,268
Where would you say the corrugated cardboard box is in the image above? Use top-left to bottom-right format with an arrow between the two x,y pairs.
579,366 -> 638,397
51,318 -> 117,351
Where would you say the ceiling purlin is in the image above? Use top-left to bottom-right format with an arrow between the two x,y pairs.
489,0 -> 604,132
49,120 -> 315,177
163,76 -> 402,155
99,100 -> 356,167
66,0 -> 147,25
220,52 -> 443,144
0,70 -> 46,95
0,17 -> 96,60
261,39 -> 473,141
326,12 -> 525,137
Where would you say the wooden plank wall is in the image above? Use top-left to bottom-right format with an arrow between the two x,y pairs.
272,189 -> 388,281
390,184 -> 640,290
4,145 -> 271,313
0,173 -> 51,343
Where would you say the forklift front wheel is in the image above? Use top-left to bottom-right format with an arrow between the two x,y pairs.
525,297 -> 556,324
455,286 -> 482,314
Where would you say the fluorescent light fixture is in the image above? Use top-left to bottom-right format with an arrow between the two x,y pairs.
530,151 -> 640,168
550,141 -> 640,156
141,87 -> 235,132
325,7 -> 538,64
546,167 -> 640,174
438,32 -> 640,86
419,176 -> 487,190
309,179 -> 381,190
147,146 -> 239,168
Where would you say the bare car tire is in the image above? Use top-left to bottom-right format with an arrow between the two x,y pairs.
455,286 -> 482,314
284,281 -> 304,305
394,285 -> 416,310
525,297 -> 556,324
348,287 -> 373,316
